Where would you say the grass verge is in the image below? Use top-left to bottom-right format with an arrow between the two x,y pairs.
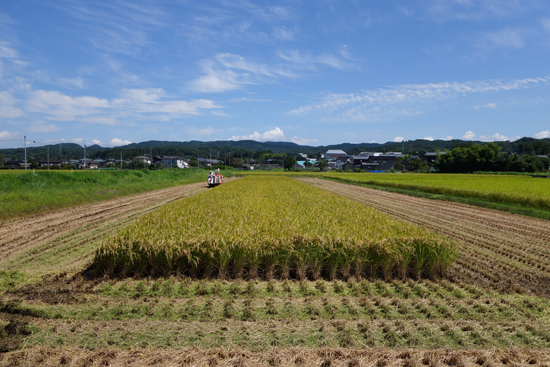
0,169 -> 217,221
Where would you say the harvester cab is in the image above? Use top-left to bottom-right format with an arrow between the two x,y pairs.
207,169 -> 223,187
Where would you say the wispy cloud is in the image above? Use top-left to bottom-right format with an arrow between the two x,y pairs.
479,28 -> 525,49
288,77 -> 549,122
462,131 -> 476,140
0,41 -> 17,58
23,88 -> 220,124
277,50 -> 351,70
27,120 -> 60,133
473,103 -> 497,109
53,1 -> 169,55
419,0 -> 536,22
189,49 -> 352,93
0,91 -> 24,118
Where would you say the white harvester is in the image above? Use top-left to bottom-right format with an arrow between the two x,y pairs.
207,169 -> 223,187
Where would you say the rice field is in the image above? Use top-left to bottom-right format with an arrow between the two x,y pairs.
91,176 -> 456,280
321,172 -> 550,210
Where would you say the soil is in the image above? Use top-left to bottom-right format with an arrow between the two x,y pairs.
298,177 -> 550,298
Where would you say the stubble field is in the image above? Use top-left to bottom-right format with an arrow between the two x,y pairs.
1,175 -> 550,366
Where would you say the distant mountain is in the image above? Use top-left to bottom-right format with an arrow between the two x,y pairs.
2,137 -> 550,161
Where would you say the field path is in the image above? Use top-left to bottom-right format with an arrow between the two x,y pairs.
298,177 -> 550,297
0,180 -> 234,276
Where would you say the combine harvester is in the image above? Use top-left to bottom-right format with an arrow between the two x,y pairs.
207,169 -> 223,187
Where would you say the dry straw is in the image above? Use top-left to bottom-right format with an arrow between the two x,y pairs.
92,176 -> 456,279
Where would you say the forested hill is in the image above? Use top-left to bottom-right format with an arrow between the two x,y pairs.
1,137 -> 550,161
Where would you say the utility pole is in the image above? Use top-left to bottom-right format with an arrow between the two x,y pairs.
84,145 -> 87,171
24,136 -> 27,173
47,147 -> 50,170
120,151 -> 122,171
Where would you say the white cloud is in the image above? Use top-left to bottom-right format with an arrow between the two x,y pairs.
478,133 -> 517,142
0,130 -> 20,141
462,131 -> 476,140
369,140 -> 377,143
230,127 -> 286,142
442,136 -> 453,141
189,50 -> 350,93
0,91 -> 24,118
188,62 -> 245,93
24,88 -> 220,124
392,136 -> 404,142
27,120 -> 60,133
534,130 -> 550,139
290,136 -> 319,145
0,106 -> 24,118
287,77 -> 549,121
480,28 -> 524,49
423,136 -> 434,141
107,138 -> 132,146
26,90 -> 110,121
473,103 -> 497,109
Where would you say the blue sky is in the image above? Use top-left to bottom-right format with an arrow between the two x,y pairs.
1,0 -> 550,148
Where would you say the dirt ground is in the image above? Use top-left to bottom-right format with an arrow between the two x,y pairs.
298,177 -> 550,298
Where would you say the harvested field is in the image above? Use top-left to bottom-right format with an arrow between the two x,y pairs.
2,347 -> 550,367
298,177 -> 550,298
0,180 -> 225,278
2,175 -> 550,364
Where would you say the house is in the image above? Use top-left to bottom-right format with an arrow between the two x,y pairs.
293,162 -> 306,169
199,158 -> 219,167
80,160 -> 99,169
5,160 -> 28,169
297,153 -> 308,159
351,153 -> 405,172
133,156 -> 152,165
423,152 -> 446,164
37,160 -> 63,167
325,149 -> 347,159
154,156 -> 189,169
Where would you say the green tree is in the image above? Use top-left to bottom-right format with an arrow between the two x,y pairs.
283,155 -> 296,170
317,159 -> 328,172
0,154 -> 5,168
408,158 -> 428,172
394,158 -> 405,171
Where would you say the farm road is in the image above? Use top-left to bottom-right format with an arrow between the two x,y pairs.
298,177 -> 550,297
0,180 -> 231,276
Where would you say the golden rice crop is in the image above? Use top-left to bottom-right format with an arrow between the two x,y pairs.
91,176 -> 456,280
